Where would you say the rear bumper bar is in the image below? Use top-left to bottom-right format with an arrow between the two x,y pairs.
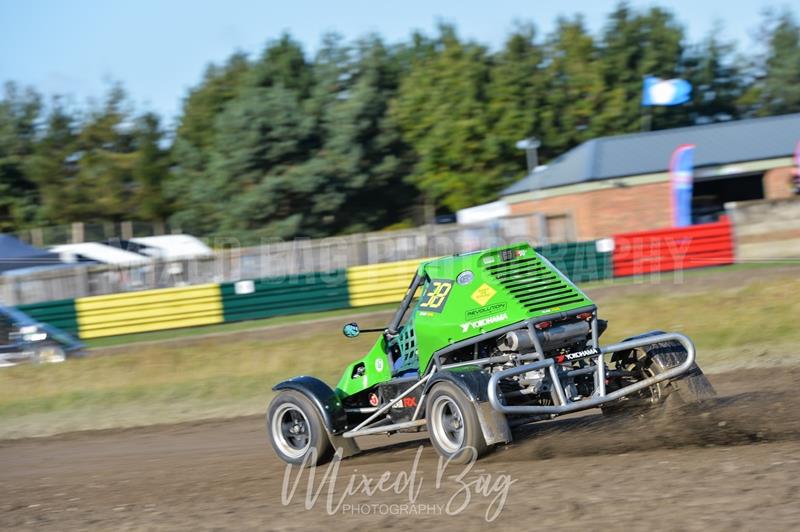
487,332 -> 695,415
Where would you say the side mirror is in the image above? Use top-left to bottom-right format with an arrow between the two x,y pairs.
342,322 -> 360,338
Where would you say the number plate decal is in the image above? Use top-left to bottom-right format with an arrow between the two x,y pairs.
418,279 -> 453,313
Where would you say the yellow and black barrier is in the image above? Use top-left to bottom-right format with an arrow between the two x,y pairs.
75,284 -> 224,339
345,258 -> 430,307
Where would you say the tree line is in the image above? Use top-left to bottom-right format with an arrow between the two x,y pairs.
1,4 -> 798,243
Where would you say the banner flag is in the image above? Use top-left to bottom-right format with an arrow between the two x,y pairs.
793,140 -> 799,194
643,76 -> 692,106
670,144 -> 695,227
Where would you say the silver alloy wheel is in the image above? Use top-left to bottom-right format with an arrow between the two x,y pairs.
38,345 -> 66,364
271,403 -> 311,459
642,365 -> 663,405
430,395 -> 465,454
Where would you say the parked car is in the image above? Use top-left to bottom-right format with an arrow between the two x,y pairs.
0,306 -> 85,366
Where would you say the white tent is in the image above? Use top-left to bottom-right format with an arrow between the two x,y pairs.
130,235 -> 213,260
51,243 -> 151,265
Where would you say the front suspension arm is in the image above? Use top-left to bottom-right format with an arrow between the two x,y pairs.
487,332 -> 696,415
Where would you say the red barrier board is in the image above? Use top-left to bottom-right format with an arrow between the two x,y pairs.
612,217 -> 734,277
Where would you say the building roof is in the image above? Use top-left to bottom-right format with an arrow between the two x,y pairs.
502,113 -> 800,196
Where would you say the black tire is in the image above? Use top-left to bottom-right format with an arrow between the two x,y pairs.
646,339 -> 716,407
425,381 -> 489,464
267,391 -> 334,466
604,337 -> 715,415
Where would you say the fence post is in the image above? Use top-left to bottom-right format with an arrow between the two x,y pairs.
0,277 -> 17,305
78,266 -> 91,297
121,221 -> 133,240
31,227 -> 44,248
71,222 -> 84,244
12,277 -> 21,305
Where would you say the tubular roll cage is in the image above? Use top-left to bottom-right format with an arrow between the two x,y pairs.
342,305 -> 696,438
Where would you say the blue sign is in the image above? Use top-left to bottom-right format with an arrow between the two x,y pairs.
643,76 -> 692,106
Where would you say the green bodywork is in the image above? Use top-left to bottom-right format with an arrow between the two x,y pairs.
335,243 -> 594,398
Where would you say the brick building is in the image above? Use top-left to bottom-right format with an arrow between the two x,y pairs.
502,113 -> 800,240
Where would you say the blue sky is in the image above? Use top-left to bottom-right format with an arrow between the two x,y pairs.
0,0 -> 783,125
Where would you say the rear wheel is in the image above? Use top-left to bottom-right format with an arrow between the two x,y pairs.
426,382 -> 488,464
604,337 -> 715,415
267,391 -> 334,466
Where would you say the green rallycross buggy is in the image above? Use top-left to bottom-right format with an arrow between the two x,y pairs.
267,243 -> 715,465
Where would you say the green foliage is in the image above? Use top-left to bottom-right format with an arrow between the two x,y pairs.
4,84 -> 172,231
72,85 -> 138,222
597,4 -> 686,132
742,9 -> 800,116
167,54 -> 250,234
25,96 -> 79,224
538,16 -> 605,154
169,33 -> 415,242
301,35 -> 415,234
682,25 -> 743,123
0,82 -> 41,231
1,4 -> 799,240
391,25 -> 496,212
133,113 -> 170,223
485,23 -> 546,171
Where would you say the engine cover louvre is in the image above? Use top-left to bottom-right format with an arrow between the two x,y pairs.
484,253 -> 592,315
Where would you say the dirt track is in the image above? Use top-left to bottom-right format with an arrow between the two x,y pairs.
2,366 -> 800,531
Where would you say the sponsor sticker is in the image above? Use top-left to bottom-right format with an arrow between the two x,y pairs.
470,283 -> 497,306
465,303 -> 507,320
460,313 -> 508,333
234,280 -> 255,295
537,306 -> 561,315
562,347 -> 602,361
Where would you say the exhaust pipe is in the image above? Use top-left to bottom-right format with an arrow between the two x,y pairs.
500,320 -> 591,352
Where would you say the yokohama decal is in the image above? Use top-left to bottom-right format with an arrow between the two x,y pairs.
562,347 -> 601,361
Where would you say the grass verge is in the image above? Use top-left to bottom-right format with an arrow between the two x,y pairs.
86,302 -> 397,348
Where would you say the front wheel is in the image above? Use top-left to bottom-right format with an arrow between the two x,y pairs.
267,391 -> 334,466
604,337 -> 716,415
646,339 -> 716,406
32,343 -> 66,364
426,382 -> 489,464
